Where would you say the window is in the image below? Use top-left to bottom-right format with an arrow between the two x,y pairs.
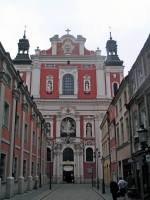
13,157 -> 18,180
86,148 -> 93,162
138,69 -> 143,87
31,162 -> 34,177
119,98 -> 122,111
47,148 -> 51,161
16,115 -> 19,136
62,74 -> 74,95
124,90 -> 127,104
117,126 -> 119,147
24,124 -> 28,142
3,101 -> 9,128
37,164 -> 40,177
133,115 -> 138,136
140,108 -> 146,128
116,105 -> 118,116
126,118 -> 129,140
32,131 -> 35,146
7,74 -> 11,89
63,148 -> 74,161
121,122 -> 124,144
113,83 -> 118,96
38,137 -> 41,150
0,153 -> 6,181
23,160 -> 26,178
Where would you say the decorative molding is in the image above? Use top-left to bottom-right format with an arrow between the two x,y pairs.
30,112 -> 36,121
12,90 -> 20,101
22,100 -> 28,112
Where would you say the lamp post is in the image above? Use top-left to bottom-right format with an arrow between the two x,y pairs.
91,164 -> 93,187
137,124 -> 148,151
101,156 -> 105,194
94,148 -> 100,190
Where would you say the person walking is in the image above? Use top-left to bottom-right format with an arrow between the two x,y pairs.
118,177 -> 128,200
110,177 -> 119,200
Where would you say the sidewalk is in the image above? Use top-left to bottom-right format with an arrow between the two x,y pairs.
91,185 -> 131,200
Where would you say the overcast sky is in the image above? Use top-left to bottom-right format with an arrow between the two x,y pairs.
0,0 -> 150,75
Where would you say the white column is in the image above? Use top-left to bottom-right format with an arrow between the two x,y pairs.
28,113 -> 34,191
0,70 -> 7,163
57,154 -> 60,176
79,41 -> 85,55
59,153 -> 62,176
31,61 -> 41,98
80,154 -> 84,177
106,72 -> 111,98
95,115 -> 103,180
76,117 -> 80,137
6,89 -> 18,198
56,116 -> 60,137
77,154 -> 80,177
96,64 -> 106,98
26,71 -> 31,92
35,121 -> 40,179
119,72 -> 123,83
52,42 -> 57,55
18,97 -> 26,194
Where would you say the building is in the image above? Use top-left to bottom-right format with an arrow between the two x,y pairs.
0,42 -> 48,199
111,76 -> 131,181
127,34 -> 150,200
100,111 -> 110,186
13,29 -> 124,184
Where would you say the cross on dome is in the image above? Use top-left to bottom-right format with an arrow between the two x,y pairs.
65,28 -> 71,34
109,26 -> 112,40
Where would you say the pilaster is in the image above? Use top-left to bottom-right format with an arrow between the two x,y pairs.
106,72 -> 111,98
96,63 -> 106,98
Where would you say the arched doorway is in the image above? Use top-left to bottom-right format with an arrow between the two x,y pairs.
63,148 -> 74,183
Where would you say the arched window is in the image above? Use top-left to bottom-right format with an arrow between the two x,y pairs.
113,83 -> 118,96
63,148 -> 74,161
86,147 -> 93,162
62,74 -> 74,95
47,148 -> 51,161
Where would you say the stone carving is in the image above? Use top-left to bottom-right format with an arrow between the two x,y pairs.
61,117 -> 76,137
62,41 -> 74,54
46,123 -> 51,137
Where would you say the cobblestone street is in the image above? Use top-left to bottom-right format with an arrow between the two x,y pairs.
40,184 -> 103,200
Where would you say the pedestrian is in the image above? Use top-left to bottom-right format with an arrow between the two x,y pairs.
118,177 -> 128,200
110,177 -> 119,200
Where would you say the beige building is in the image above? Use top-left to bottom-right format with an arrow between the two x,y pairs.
112,76 -> 131,180
100,112 -> 110,185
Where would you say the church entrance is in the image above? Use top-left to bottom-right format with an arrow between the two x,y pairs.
63,165 -> 74,183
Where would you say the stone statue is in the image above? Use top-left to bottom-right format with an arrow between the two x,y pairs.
47,80 -> 52,93
86,123 -> 92,137
61,118 -> 76,137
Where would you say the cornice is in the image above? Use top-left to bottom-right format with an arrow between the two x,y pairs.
34,99 -> 111,106
0,69 -> 8,86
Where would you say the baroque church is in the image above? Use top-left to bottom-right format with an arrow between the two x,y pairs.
13,29 -> 124,184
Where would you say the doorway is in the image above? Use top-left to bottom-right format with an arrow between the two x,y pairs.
63,165 -> 74,183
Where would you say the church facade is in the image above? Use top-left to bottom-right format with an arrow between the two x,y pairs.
13,29 -> 124,184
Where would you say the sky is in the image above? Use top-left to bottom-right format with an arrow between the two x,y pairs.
0,0 -> 150,76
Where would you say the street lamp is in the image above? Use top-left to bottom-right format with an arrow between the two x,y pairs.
94,148 -> 100,190
101,156 -> 105,194
137,124 -> 149,151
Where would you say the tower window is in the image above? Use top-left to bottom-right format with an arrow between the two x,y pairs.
113,83 -> 118,96
62,74 -> 74,95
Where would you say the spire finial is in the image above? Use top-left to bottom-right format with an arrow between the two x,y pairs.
109,26 -> 112,40
23,25 -> 26,39
65,28 -> 71,34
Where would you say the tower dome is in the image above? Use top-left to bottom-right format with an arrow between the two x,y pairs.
13,31 -> 32,64
104,32 -> 123,66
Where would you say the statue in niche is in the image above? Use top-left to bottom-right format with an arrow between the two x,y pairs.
86,123 -> 92,137
46,80 -> 52,93
61,117 -> 76,137
85,81 -> 89,90
46,123 -> 51,137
